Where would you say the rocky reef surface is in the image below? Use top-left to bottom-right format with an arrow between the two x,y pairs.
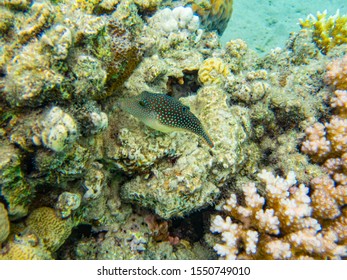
0,0 -> 346,259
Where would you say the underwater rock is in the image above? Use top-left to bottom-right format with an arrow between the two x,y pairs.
4,40 -> 64,107
76,213 -> 150,260
83,165 -> 106,200
70,54 -> 107,98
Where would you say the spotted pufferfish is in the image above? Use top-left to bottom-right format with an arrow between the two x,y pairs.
118,91 -> 214,148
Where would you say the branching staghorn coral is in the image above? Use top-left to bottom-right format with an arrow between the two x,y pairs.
301,89 -> 347,223
299,10 -> 347,54
210,170 -> 346,260
301,89 -> 347,166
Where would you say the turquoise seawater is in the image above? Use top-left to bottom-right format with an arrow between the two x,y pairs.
222,0 -> 347,53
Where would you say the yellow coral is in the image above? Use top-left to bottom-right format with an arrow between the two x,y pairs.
25,207 -> 73,252
0,203 -> 10,244
198,58 -> 230,85
0,233 -> 52,260
299,10 -> 347,54
191,0 -> 233,34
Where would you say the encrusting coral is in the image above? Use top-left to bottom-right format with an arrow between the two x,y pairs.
210,170 -> 346,260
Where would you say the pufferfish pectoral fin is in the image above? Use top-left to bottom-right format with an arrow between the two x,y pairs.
118,91 -> 214,148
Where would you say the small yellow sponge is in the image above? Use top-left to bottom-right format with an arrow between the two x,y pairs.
198,57 -> 230,85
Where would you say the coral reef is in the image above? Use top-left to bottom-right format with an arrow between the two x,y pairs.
300,10 -> 347,54
210,170 -> 346,259
0,0 -> 346,260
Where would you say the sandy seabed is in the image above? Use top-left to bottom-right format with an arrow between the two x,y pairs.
222,0 -> 347,54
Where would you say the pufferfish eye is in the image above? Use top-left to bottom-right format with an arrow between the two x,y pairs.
139,100 -> 146,107
182,106 -> 190,112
